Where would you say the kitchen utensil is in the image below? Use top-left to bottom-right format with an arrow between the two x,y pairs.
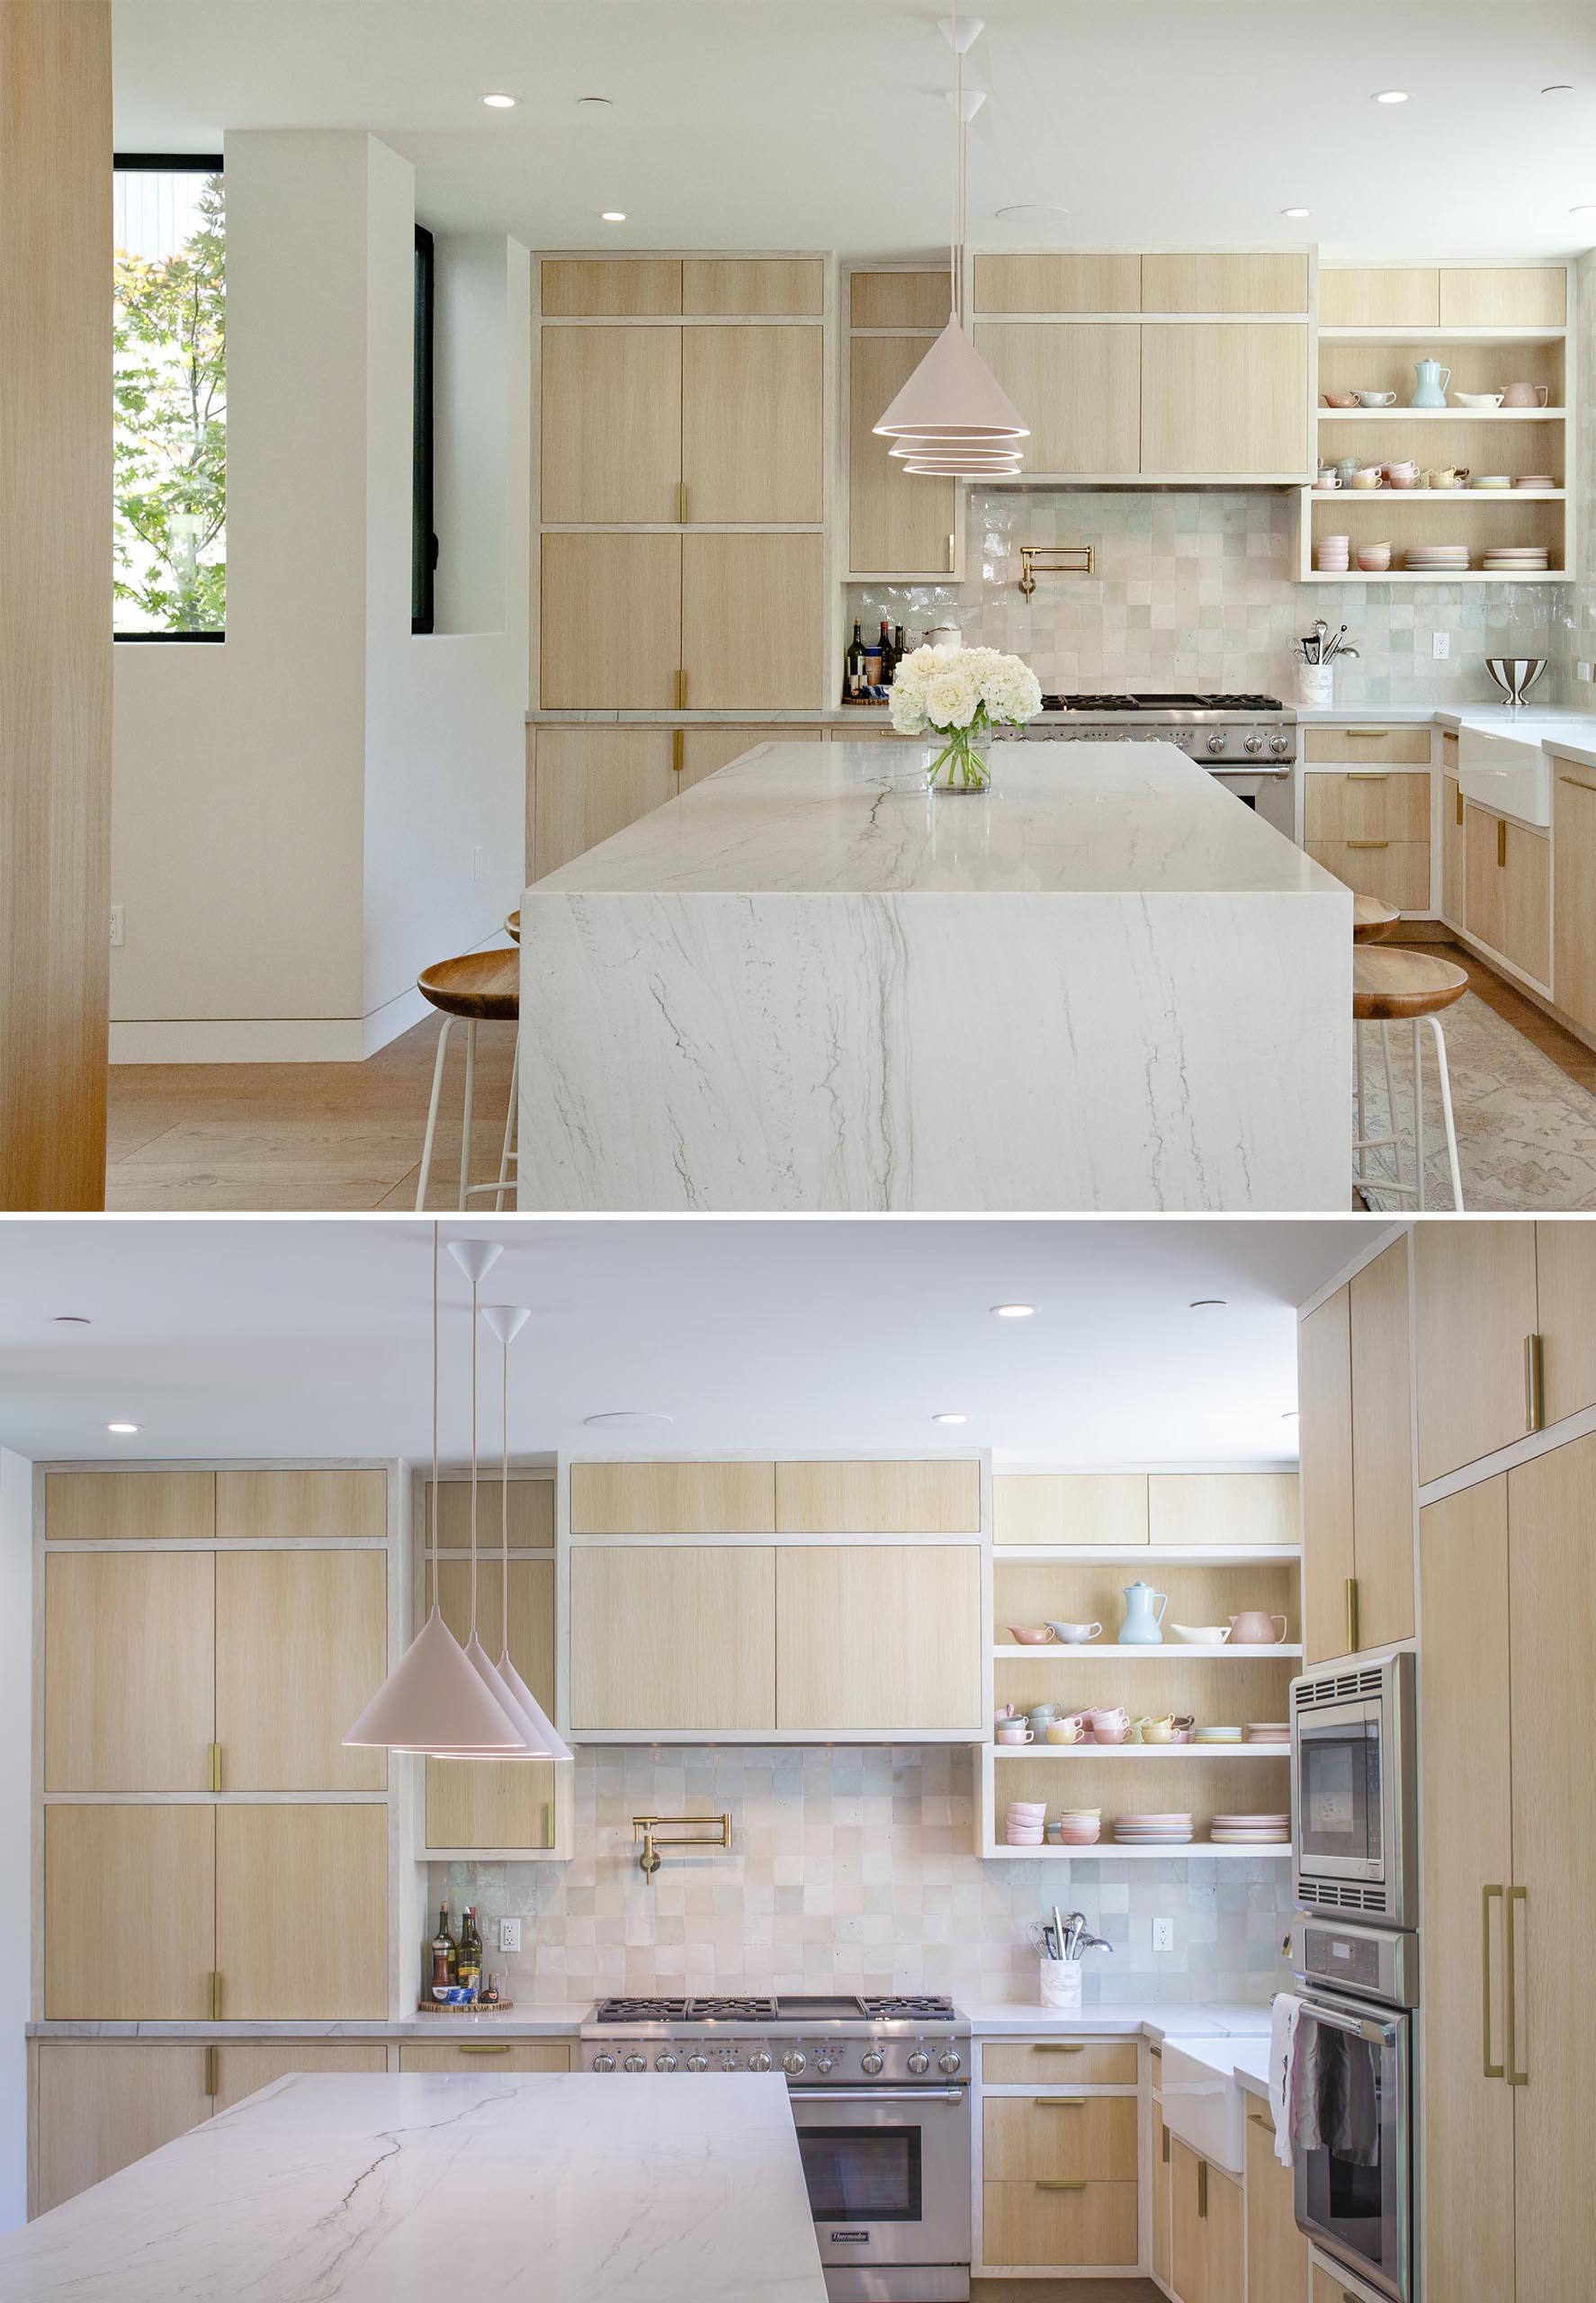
1009,1625 -> 1055,1644
1484,656 -> 1547,705
1045,1619 -> 1103,1644
1117,1580 -> 1168,1644
1355,390 -> 1397,408
1410,359 -> 1451,408
1501,381 -> 1550,408
1227,1610 -> 1288,1645
1169,1622 -> 1231,1644
1298,665 -> 1335,706
1040,1957 -> 1083,2008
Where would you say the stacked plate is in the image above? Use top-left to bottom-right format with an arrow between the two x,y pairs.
1211,1813 -> 1291,1846
1314,534 -> 1350,573
1404,544 -> 1471,571
1482,546 -> 1550,572
1515,475 -> 1556,489
1192,1725 -> 1242,1744
1246,1722 -> 1289,1746
1057,1806 -> 1102,1848
1114,1812 -> 1194,1846
1005,1800 -> 1047,1847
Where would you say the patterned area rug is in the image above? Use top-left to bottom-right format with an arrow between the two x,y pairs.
1354,992 -> 1596,1212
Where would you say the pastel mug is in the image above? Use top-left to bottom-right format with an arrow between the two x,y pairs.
996,1721 -> 1035,1744
1046,1717 -> 1087,1745
1356,390 -> 1397,407
1088,1703 -> 1129,1725
994,1702 -> 1018,1723
1134,1715 -> 1178,1743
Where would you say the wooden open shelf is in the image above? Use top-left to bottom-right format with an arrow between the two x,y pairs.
985,1842 -> 1290,1860
992,1743 -> 1287,1760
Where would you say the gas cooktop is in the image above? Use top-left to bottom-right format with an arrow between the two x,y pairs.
589,1993 -> 958,2026
1043,691 -> 1286,712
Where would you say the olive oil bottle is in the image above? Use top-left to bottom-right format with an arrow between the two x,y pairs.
458,1905 -> 482,2000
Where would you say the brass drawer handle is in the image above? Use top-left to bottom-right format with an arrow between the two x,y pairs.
1345,1577 -> 1359,1653
1507,1885 -> 1529,2085
1035,2179 -> 1088,2191
1347,839 -> 1390,849
1483,1885 -> 1503,2078
1498,818 -> 1509,868
204,2045 -> 218,2099
1161,2124 -> 1170,2163
1030,2042 -> 1086,2053
1346,771 -> 1391,781
671,729 -> 684,775
1246,2112 -> 1274,2130
1033,2095 -> 1085,2108
1197,2159 -> 1208,2217
1559,773 -> 1596,794
1457,786 -> 1464,825
456,2042 -> 513,2055
1344,727 -> 1393,738
1525,1333 -> 1545,1432
209,1743 -> 222,1793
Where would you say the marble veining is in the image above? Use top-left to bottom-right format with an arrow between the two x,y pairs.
0,2074 -> 827,2302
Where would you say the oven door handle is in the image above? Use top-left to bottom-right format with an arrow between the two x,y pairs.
1300,2004 -> 1395,2047
788,2087 -> 965,2105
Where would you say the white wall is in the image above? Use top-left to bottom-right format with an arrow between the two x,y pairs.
0,1448 -> 31,2232
110,133 -> 532,1061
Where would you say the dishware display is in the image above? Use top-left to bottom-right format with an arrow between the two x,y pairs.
1515,474 -> 1556,488
1314,469 -> 1343,489
1481,549 -> 1549,571
1313,544 -> 1350,576
1055,1818 -> 1102,1846
1484,659 -> 1548,704
994,1701 -> 1017,1722
1227,1609 -> 1288,1646
1045,1619 -> 1103,1644
1114,1812 -> 1194,1844
1045,1716 -> 1087,1744
1009,1625 -> 1054,1644
1423,466 -> 1468,488
1090,1719 -> 1129,1745
1501,381 -> 1550,408
996,1721 -> 1035,1743
1192,1725 -> 1242,1743
1245,1721 -> 1290,1744
1349,466 -> 1383,488
1117,1580 -> 1168,1644
1334,458 -> 1360,485
1452,390 -> 1504,409
1410,359 -> 1451,408
1403,546 -> 1470,571
1322,391 -> 1359,408
1356,547 -> 1392,572
1027,1701 -> 1059,1726
1470,475 -> 1512,488
1133,1715 -> 1177,1743
1355,390 -> 1397,408
1169,1621 -> 1230,1644
1211,1813 -> 1291,1844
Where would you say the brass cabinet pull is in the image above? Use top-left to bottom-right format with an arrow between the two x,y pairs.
1497,818 -> 1509,867
1345,728 -> 1392,738
1035,2179 -> 1087,2191
1197,2159 -> 1208,2218
1034,2095 -> 1085,2108
1457,785 -> 1464,826
208,1971 -> 220,2021
456,2042 -> 512,2055
671,729 -> 684,775
947,532 -> 956,572
208,1743 -> 222,1793
1031,2042 -> 1085,2053
204,2044 -> 218,2098
1161,2124 -> 1170,2163
1507,1886 -> 1529,2085
1246,2112 -> 1274,2131
1525,1333 -> 1545,1432
1345,1577 -> 1360,1654
1347,839 -> 1390,849
677,480 -> 688,524
675,668 -> 686,711
1483,1885 -> 1504,2077
1346,771 -> 1391,781
1558,773 -> 1596,796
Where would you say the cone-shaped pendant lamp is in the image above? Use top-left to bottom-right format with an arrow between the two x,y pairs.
483,1302 -> 573,1763
344,1227 -> 525,1754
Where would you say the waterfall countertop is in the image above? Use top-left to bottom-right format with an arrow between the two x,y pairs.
0,2071 -> 828,2303
516,739 -> 1351,1211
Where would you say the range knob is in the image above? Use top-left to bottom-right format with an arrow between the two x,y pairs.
937,2049 -> 963,2076
686,2053 -> 709,2073
861,2048 -> 886,2077
623,2053 -> 647,2073
812,2051 -> 836,2074
749,2051 -> 773,2073
655,2052 -> 678,2073
1206,731 -> 1228,755
1242,732 -> 1264,755
907,2049 -> 931,2076
782,2049 -> 807,2076
1269,732 -> 1292,757
592,2051 -> 615,2073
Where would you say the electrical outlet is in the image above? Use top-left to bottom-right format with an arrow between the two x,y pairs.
109,905 -> 124,948
498,1916 -> 521,1954
1432,632 -> 1450,659
472,843 -> 484,883
1152,1918 -> 1175,1953
1579,661 -> 1594,685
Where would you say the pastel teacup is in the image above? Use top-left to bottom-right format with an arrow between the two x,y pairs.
1045,1619 -> 1103,1644
1046,1717 -> 1087,1745
996,1721 -> 1035,1744
1355,390 -> 1397,408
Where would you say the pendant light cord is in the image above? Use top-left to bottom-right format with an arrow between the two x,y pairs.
500,1324 -> 511,1655
469,1272 -> 480,1637
948,4 -> 959,322
428,1222 -> 439,1618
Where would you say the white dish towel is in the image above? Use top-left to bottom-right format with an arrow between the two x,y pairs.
1269,1990 -> 1305,2167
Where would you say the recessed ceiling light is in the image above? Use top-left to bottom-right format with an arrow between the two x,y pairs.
1571,204 -> 1596,217
582,1410 -> 674,1429
53,1313 -> 91,1325
481,93 -> 516,109
599,211 -> 627,223
1188,1298 -> 1227,1310
577,94 -> 614,109
1373,89 -> 1409,104
1282,1409 -> 1301,1420
1542,84 -> 1574,95
995,202 -> 1069,223
932,1411 -> 969,1425
105,1421 -> 139,1435
991,1303 -> 1035,1319
1281,208 -> 1311,220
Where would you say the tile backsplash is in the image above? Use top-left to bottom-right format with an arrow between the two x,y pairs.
431,1745 -> 1294,2012
849,485 -> 1579,708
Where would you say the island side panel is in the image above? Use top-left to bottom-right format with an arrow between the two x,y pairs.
515,888 -> 1350,1210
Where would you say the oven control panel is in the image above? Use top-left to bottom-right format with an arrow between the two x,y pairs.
580,2033 -> 966,2083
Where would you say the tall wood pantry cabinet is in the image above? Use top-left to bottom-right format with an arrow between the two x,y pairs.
1412,1219 -> 1596,1481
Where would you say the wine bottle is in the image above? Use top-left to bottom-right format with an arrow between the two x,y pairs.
458,1905 -> 482,2000
845,619 -> 865,703
431,1902 -> 457,1994
878,618 -> 894,686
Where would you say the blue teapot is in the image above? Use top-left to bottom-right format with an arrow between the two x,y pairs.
1411,359 -> 1451,409
1118,1579 -> 1169,1644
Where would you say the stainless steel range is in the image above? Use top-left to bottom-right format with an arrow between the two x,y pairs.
580,1994 -> 972,2302
1011,690 -> 1299,837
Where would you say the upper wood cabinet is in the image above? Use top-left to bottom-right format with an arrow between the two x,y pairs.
45,1467 -> 214,1542
1552,765 -> 1596,1038
542,259 -> 682,316
1413,1222 -> 1539,1482
681,258 -> 823,316
570,1459 -> 776,1534
775,1458 -> 981,1534
848,332 -> 956,576
851,270 -> 949,328
1146,1474 -> 1298,1548
214,1549 -> 387,1791
1321,264 -> 1565,329
44,1550 -> 214,1791
1533,1223 -> 1596,1428
430,1475 -> 555,1549
213,1468 -> 387,1542
540,532 -> 681,708
775,1545 -> 982,1731
215,1805 -> 388,2019
45,1805 -> 216,2020
1321,267 -> 1441,328
1299,1286 -> 1355,1670
1299,1239 -> 1413,1664
568,1544 -> 778,1731
1142,252 -> 1308,313
682,325 -> 822,522
681,532 -> 824,706
423,1548 -> 555,1845
1141,323 -> 1308,476
973,251 -> 1141,312
541,324 -> 682,522
974,322 -> 1141,475
994,1472 -> 1149,1547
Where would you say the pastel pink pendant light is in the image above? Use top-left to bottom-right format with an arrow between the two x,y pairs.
481,1302 -> 573,1763
343,1226 -> 525,1755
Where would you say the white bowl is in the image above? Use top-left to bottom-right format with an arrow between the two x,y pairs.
1168,1623 -> 1230,1644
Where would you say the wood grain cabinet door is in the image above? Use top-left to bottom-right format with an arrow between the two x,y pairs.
1170,2137 -> 1208,2303
682,258 -> 823,317
1349,1239 -> 1414,1652
775,1458 -> 981,1535
1244,2106 -> 1310,2301
1153,2108 -> 1172,2289
214,1550 -> 387,1791
43,1467 -> 214,1542
993,1472 -> 1148,1548
215,1806 -> 387,2019
775,1545 -> 982,1731
568,1544 -> 777,1731
424,1554 -> 558,1849
1534,1221 -> 1596,1427
680,532 -> 823,708
1552,768 -> 1596,1036
682,324 -> 822,523
1413,1220 -> 1539,1482
213,1468 -> 387,1542
1205,2166 -> 1243,2301
211,2042 -> 390,2113
1299,1286 -> 1355,1668
533,728 -> 677,880
541,259 -> 682,318
44,1549 -> 214,1790
1146,1473 -> 1299,1549
45,1805 -> 215,2019
541,324 -> 682,523
34,2043 -> 211,2216
539,533 -> 682,709
397,2040 -> 573,2073
973,321 -> 1140,475
1442,774 -> 1465,926
569,1459 -> 776,1535
1140,323 -> 1308,476
848,333 -> 955,576
430,1475 -> 555,1550
1141,253 -> 1309,314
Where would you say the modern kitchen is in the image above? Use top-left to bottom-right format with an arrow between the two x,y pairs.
0,1212 -> 1591,2303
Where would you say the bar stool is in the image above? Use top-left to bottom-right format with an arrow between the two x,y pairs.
1351,895 -> 1402,1194
1353,947 -> 1467,1209
415,950 -> 520,1211
505,908 -> 520,943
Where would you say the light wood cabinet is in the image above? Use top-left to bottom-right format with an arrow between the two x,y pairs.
1154,2109 -> 1172,2288
540,533 -> 682,708
215,1805 -> 387,2019
1532,1221 -> 1596,1427
992,1472 -> 1148,1548
974,322 -> 1141,474
33,2042 -> 210,2216
681,532 -> 824,707
570,1459 -> 776,1534
973,252 -> 1141,312
848,332 -> 955,576
533,727 -> 677,878
397,2040 -> 574,2073
211,2040 -> 390,2112
981,2039 -> 1138,2085
682,325 -> 822,523
1552,766 -> 1596,1035
542,258 -> 681,317
682,258 -> 822,317
851,270 -> 949,328
569,1544 -> 777,1730
1300,1286 -> 1355,1670
45,1804 -> 215,2019
1142,252 -> 1308,313
776,1458 -> 981,1534
1303,728 -> 1433,768
423,1553 -> 557,1848
1321,268 -> 1440,328
1438,266 -> 1566,328
213,1468 -> 387,1542
1245,2106 -> 1311,2301
1146,1473 -> 1298,1548
540,324 -> 682,523
1442,774 -> 1465,924
44,1549 -> 214,1790
1413,1221 -> 1538,1482
1466,804 -> 1550,982
430,1475 -> 554,1550
982,2093 -> 1138,2180
1300,1240 -> 1412,1664
1305,773 -> 1430,842
774,1545 -> 982,1730
1306,838 -> 1429,913
1171,2139 -> 1242,2303
215,1550 -> 387,1791
982,2178 -> 1138,2268
1140,324 -> 1309,475
679,725 -> 820,788
45,1467 -> 214,1542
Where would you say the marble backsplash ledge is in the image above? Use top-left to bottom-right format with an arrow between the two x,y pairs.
430,1745 -> 1294,2013
848,487 -> 1579,707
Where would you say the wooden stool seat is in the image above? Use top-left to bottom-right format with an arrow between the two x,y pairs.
417,950 -> 520,1024
1351,893 -> 1402,944
505,908 -> 521,945
1353,948 -> 1467,1023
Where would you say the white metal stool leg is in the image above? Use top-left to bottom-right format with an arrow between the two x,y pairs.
1423,1013 -> 1464,1210
458,1019 -> 477,1212
494,1035 -> 519,1212
1355,1022 -> 1367,1184
1412,1018 -> 1426,1210
415,1016 -> 455,1211
1379,1023 -> 1405,1197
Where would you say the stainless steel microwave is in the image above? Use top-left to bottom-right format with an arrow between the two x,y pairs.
1290,1650 -> 1417,1930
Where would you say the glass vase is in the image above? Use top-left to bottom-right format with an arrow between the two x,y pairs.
925,721 -> 992,794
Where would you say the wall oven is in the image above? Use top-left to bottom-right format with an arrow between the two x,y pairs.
1291,1916 -> 1417,2303
789,2083 -> 972,2302
1291,1650 -> 1417,1927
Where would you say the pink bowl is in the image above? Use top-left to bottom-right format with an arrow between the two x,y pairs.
1057,1824 -> 1101,1844
1091,1722 -> 1129,1744
1009,1626 -> 1054,1645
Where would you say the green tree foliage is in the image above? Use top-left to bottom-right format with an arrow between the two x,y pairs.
113,174 -> 226,631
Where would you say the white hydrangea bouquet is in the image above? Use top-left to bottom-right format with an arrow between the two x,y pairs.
888,643 -> 1044,793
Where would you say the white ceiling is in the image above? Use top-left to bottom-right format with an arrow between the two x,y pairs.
110,0 -> 1596,261
0,1218 -> 1366,1468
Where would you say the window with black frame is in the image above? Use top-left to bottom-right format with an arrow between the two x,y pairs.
112,154 -> 226,639
413,225 -> 437,632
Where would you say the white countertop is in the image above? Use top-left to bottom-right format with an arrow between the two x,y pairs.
27,2012 -> 588,2039
966,1999 -> 1274,2041
1299,699 -> 1596,771
531,739 -> 1342,898
0,2072 -> 827,2302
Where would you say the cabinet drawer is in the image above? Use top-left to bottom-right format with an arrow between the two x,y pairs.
983,2093 -> 1138,2182
1304,726 -> 1433,767
982,2039 -> 1138,2086
982,2178 -> 1138,2269
1307,839 -> 1430,912
1305,772 -> 1430,842
398,2041 -> 573,2073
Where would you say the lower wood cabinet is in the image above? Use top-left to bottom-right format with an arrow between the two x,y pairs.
1170,2141 -> 1242,2303
1465,803 -> 1550,982
982,2092 -> 1138,2181
397,2040 -> 573,2073
981,2039 -> 1138,2087
1154,2104 -> 1172,2288
533,728 -> 678,878
1442,773 -> 1465,925
1245,2104 -> 1311,2300
982,2178 -> 1138,2269
1305,837 -> 1430,913
210,2039 -> 390,2111
1553,763 -> 1596,1035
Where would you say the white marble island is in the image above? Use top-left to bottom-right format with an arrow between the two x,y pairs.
0,2072 -> 827,2303
517,739 -> 1351,1210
